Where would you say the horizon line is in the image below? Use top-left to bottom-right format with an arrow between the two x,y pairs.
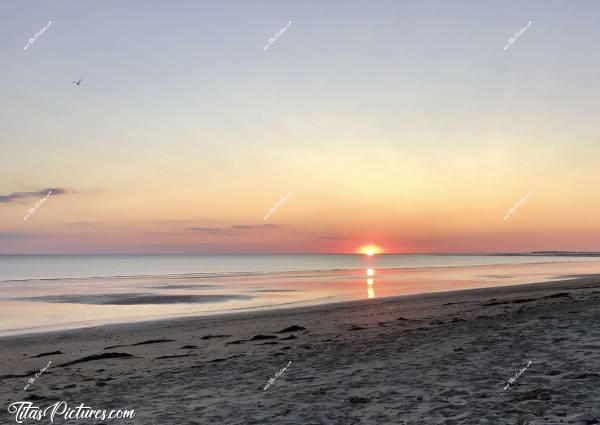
1,251 -> 598,256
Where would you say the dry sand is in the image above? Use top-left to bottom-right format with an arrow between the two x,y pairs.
2,276 -> 600,424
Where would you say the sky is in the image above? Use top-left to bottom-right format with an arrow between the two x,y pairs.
1,0 -> 600,254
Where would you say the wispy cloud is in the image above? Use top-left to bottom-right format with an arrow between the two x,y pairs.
0,232 -> 38,239
0,188 -> 68,204
319,236 -> 352,240
187,224 -> 279,235
187,227 -> 229,234
232,224 -> 278,230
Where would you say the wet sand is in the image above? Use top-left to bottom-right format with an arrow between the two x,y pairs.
2,275 -> 600,424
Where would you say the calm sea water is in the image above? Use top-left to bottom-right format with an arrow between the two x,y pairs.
2,254 -> 600,336
1,254 -> 598,282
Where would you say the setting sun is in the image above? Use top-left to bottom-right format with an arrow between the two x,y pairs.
360,245 -> 381,256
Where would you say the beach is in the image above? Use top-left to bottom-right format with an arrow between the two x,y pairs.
2,274 -> 600,424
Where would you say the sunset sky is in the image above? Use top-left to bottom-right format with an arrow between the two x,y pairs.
2,1 -> 600,254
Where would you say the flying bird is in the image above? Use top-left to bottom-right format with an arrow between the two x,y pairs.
72,79 -> 82,86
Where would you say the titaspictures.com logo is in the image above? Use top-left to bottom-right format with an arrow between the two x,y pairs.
8,401 -> 135,423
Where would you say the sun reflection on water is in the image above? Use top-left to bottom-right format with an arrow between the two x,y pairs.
366,268 -> 375,298
367,285 -> 375,298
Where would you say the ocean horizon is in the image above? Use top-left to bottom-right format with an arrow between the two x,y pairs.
1,253 -> 599,282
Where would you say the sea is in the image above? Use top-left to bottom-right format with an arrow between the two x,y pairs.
1,254 -> 599,336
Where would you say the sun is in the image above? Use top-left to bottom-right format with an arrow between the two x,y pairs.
360,245 -> 381,256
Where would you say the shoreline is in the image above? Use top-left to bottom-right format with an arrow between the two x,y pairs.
2,274 -> 600,423
2,273 -> 598,342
